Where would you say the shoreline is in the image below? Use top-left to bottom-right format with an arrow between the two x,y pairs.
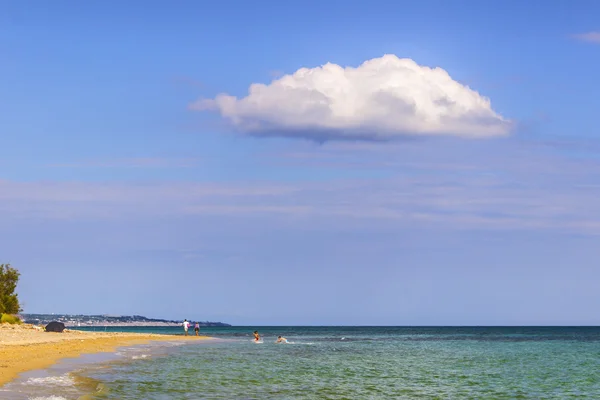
0,324 -> 211,387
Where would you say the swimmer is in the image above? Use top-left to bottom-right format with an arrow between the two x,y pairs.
276,335 -> 288,343
253,331 -> 261,342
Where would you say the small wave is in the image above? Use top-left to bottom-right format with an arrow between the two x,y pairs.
25,375 -> 75,387
132,354 -> 150,360
28,396 -> 68,400
160,341 -> 187,347
273,341 -> 315,345
288,342 -> 315,345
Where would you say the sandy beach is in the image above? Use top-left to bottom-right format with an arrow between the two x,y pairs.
0,323 -> 209,387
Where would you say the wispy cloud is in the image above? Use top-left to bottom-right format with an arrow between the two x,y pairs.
264,134 -> 600,178
48,157 -> 201,168
3,150 -> 600,234
4,134 -> 600,234
572,31 -> 600,43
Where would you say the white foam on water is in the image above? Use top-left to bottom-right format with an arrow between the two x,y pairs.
131,354 -> 149,360
25,375 -> 75,387
28,396 -> 68,400
164,341 -> 187,347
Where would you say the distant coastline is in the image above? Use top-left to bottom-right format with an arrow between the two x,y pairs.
20,313 -> 231,328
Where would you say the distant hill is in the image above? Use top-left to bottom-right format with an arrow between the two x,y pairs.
21,313 -> 231,327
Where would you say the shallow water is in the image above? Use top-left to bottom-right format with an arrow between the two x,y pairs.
3,327 -> 600,399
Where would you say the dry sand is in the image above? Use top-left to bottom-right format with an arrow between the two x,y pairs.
0,323 -> 210,387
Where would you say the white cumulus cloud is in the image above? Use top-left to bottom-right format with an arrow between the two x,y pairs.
191,54 -> 511,141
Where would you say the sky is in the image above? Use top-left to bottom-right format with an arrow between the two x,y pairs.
1,0 -> 600,325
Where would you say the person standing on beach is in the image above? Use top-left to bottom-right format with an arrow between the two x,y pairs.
183,319 -> 190,336
194,322 -> 200,336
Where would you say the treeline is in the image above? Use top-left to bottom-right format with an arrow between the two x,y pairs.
0,264 -> 21,318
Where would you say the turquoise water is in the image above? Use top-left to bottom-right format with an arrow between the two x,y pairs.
3,327 -> 600,399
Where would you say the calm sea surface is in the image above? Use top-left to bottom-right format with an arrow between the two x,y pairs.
2,326 -> 600,399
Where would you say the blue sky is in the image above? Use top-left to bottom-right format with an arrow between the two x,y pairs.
1,1 -> 600,325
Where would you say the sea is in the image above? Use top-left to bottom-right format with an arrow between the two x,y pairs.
2,326 -> 600,399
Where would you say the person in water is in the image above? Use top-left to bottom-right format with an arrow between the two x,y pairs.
253,331 -> 260,342
194,322 -> 200,336
276,335 -> 288,343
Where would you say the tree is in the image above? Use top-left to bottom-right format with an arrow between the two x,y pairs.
0,264 -> 21,315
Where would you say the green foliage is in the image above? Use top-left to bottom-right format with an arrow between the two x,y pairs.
0,313 -> 21,324
0,264 -> 21,315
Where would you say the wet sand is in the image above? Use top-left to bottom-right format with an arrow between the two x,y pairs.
0,323 -> 209,387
